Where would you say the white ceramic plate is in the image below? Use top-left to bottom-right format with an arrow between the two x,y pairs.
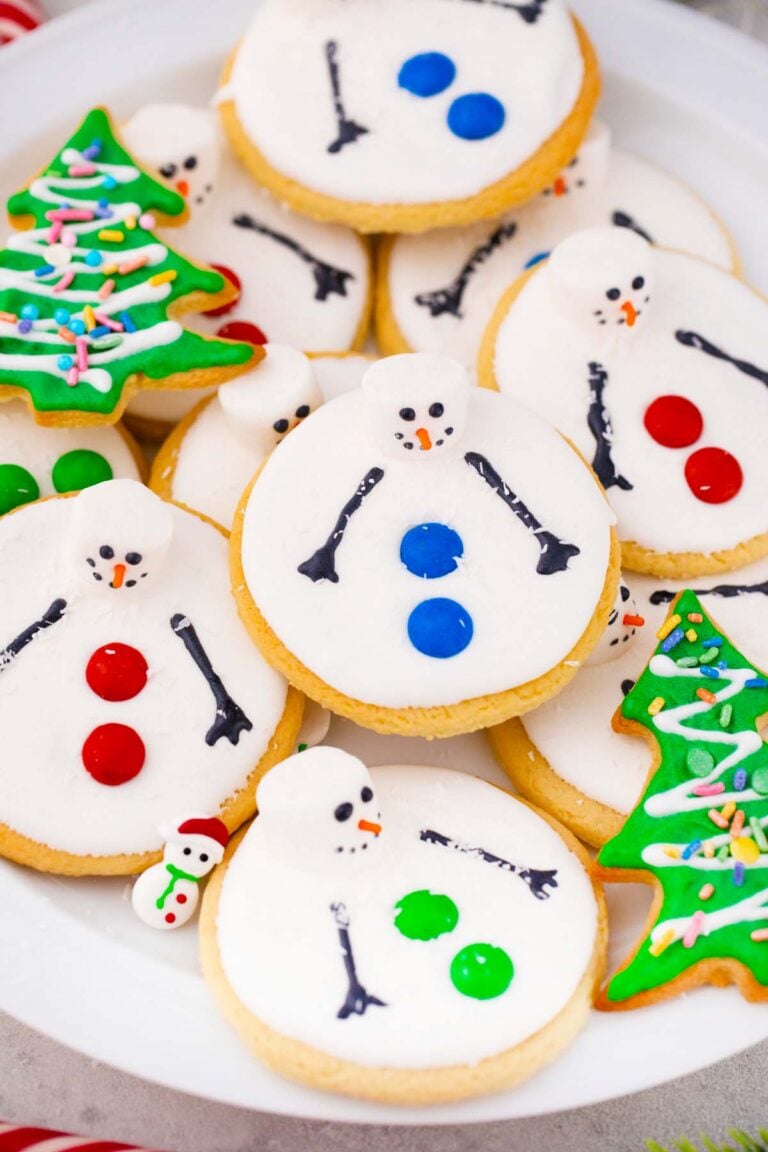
1,0 -> 768,1126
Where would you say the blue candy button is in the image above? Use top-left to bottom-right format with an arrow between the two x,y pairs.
447,93 -> 505,141
408,598 -> 473,659
400,522 -> 464,580
398,52 -> 457,98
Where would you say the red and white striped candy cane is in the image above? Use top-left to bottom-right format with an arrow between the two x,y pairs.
0,0 -> 44,46
0,1123 -> 160,1152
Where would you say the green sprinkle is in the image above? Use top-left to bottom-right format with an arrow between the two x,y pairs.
752,765 -> 768,796
297,742 -> 308,753
750,818 -> 768,852
719,703 -> 733,728
90,334 -> 123,351
676,656 -> 700,668
686,747 -> 715,777
699,647 -> 720,665
717,844 -> 731,862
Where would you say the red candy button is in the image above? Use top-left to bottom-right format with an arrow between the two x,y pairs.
644,395 -> 704,449
85,643 -> 148,702
165,913 -> 176,924
685,447 -> 743,505
205,264 -> 242,318
216,320 -> 267,346
82,723 -> 146,786
176,893 -> 187,904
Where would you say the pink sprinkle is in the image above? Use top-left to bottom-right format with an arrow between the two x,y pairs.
53,270 -> 75,294
47,220 -> 63,244
751,928 -> 768,943
708,808 -> 729,829
75,337 -> 88,372
139,212 -> 156,229
93,312 -> 123,332
68,163 -> 96,177
683,910 -> 706,950
118,256 -> 148,275
46,208 -> 94,222
62,229 -> 77,248
97,279 -> 115,300
694,782 -> 726,797
66,368 -> 79,387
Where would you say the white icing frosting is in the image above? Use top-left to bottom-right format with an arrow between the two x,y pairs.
0,400 -> 140,501
132,812 -> 229,930
385,122 -> 734,365
167,345 -> 365,528
239,353 -> 615,709
520,557 -> 768,814
121,104 -> 370,425
489,229 -> 768,555
0,480 -> 288,858
215,753 -> 599,1069
224,0 -> 585,205
650,888 -> 768,950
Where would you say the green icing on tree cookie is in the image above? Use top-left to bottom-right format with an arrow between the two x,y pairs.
394,889 -> 459,940
0,463 -> 39,514
0,107 -> 253,420
599,589 -> 768,1006
450,943 -> 514,1000
52,448 -> 113,493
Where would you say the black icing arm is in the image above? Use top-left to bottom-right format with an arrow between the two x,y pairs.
324,40 -> 369,155
0,598 -> 67,672
650,580 -> 768,606
414,221 -> 518,319
170,614 -> 253,747
612,211 -> 653,244
298,467 -> 385,584
675,330 -> 768,389
587,361 -> 633,492
331,902 -> 386,1019
232,214 -> 355,302
446,0 -> 549,22
419,828 -> 559,900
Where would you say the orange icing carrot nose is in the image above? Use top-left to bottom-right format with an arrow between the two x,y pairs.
176,179 -> 189,197
623,613 -> 645,628
621,300 -> 638,327
111,563 -> 126,589
358,819 -> 382,836
553,176 -> 567,197
416,427 -> 432,451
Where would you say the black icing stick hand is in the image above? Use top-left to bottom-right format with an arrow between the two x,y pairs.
298,467 -> 385,585
171,614 -> 253,747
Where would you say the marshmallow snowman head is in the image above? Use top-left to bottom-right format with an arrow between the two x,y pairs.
542,120 -> 610,200
362,353 -> 469,459
587,581 -> 645,666
71,479 -> 174,595
256,747 -> 383,862
160,814 -> 229,878
121,103 -> 221,213
218,344 -> 322,456
548,227 -> 654,334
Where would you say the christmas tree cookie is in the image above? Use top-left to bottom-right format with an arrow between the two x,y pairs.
0,107 -> 255,427
598,589 -> 768,1009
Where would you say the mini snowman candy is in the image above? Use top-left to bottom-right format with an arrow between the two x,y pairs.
121,103 -> 372,437
150,345 -> 371,528
0,478 -> 302,875
200,747 -> 606,1104
234,352 -> 619,737
218,0 -> 600,233
480,226 -> 768,577
489,557 -> 768,847
132,814 -> 229,929
377,120 -> 737,366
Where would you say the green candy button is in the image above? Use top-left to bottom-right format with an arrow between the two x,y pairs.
394,889 -> 459,941
450,942 -> 514,1000
52,449 -> 113,494
686,748 -> 716,777
0,463 -> 39,515
752,766 -> 768,796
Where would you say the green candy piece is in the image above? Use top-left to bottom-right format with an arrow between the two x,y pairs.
51,449 -> 113,494
751,765 -> 768,796
686,747 -> 715,777
0,463 -> 39,514
450,943 -> 513,1000
394,889 -> 459,941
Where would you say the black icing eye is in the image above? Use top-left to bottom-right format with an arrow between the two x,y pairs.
445,427 -> 454,436
399,408 -> 416,422
632,276 -> 645,290
394,432 -> 404,440
126,580 -> 136,588
404,442 -> 414,450
273,418 -> 290,434
86,557 -> 95,567
295,405 -> 310,419
183,846 -> 191,856
159,163 -> 177,179
99,545 -> 114,560
620,585 -> 631,602
569,157 -> 579,168
183,155 -> 198,170
361,786 -> 373,803
429,403 -> 444,418
335,802 -> 353,822
126,552 -> 142,566
200,852 -> 209,862
606,288 -> 621,301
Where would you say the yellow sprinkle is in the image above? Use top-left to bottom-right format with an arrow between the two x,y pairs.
731,836 -> 760,865
83,304 -> 96,332
699,883 -> 715,900
703,842 -> 715,859
98,228 -> 125,243
657,613 -> 682,641
101,263 -> 118,276
125,215 -> 137,231
721,801 -> 736,822
650,928 -> 676,957
664,846 -> 681,860
686,629 -> 698,643
648,696 -> 666,717
149,269 -> 177,287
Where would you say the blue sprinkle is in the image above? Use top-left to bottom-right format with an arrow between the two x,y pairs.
400,522 -> 464,579
716,660 -> 728,670
97,198 -> 109,209
733,861 -> 746,887
119,311 -> 137,333
700,665 -> 720,679
523,251 -> 550,270
682,839 -> 702,860
398,52 -> 457,98
447,93 -> 506,141
746,677 -> 768,689
661,628 -> 685,653
69,319 -> 86,336
18,319 -> 32,334
102,175 -> 117,190
34,264 -> 54,278
54,308 -> 70,325
702,637 -> 723,649
83,140 -> 102,161
89,325 -> 110,338
734,769 -> 748,792
85,250 -> 103,267
20,303 -> 39,321
407,598 -> 473,659
57,354 -> 74,371
94,206 -> 113,220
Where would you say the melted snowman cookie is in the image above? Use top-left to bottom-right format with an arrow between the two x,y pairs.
234,353 -> 619,737
201,748 -> 606,1104
0,479 -> 301,875
218,0 -> 600,232
377,121 -> 737,366
151,346 -> 373,528
121,104 -> 372,435
490,557 -> 768,847
480,227 -> 768,577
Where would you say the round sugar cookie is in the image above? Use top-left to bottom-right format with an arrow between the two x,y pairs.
479,227 -> 768,578
0,479 -> 302,875
490,558 -> 768,847
0,399 -> 145,515
218,0 -> 600,233
377,121 -> 738,365
233,352 -> 620,737
121,104 -> 373,437
151,346 -> 373,528
201,748 -> 606,1105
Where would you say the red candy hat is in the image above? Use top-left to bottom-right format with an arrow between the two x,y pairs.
176,815 -> 230,849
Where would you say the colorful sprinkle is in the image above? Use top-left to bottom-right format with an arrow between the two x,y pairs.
734,768 -> 748,792
661,628 -> 685,654
648,697 -> 666,716
66,367 -> 79,387
85,250 -> 103,267
730,809 -> 746,838
139,212 -> 156,229
733,861 -> 746,886
75,338 -> 88,372
731,835 -> 759,864
97,278 -> 115,299
687,612 -> 704,624
83,305 -> 96,332
719,703 -> 733,728
34,264 -> 54,278
703,842 -> 716,858
700,665 -> 721,680
699,647 -> 720,665
46,208 -> 93,222
685,629 -> 698,643
125,215 -> 137,231
664,846 -> 681,859
697,687 -> 717,704
750,819 -> 768,852
101,262 -> 118,276
0,311 -> 17,324
717,843 -> 731,861
97,228 -> 124,243
82,141 -> 102,160
709,809 -> 729,830
90,334 -> 123,351
57,326 -> 76,343
687,748 -> 715,777
102,174 -> 118,190
47,219 -> 63,243
657,614 -> 682,641
95,313 -> 124,332
56,355 -> 73,371
119,311 -> 136,333
88,325 -> 110,339
746,677 -> 768,689
53,271 -> 75,294
699,883 -> 715,901
721,801 -> 736,821
17,320 -> 32,335
20,304 -> 39,321
702,637 -> 723,649
682,839 -> 702,860
650,929 -> 676,957
68,319 -> 86,336
149,269 -> 177,287
751,929 -> 768,943
117,256 -> 147,275
676,656 -> 699,668
693,782 -> 725,797
68,162 -> 96,177
682,911 -> 705,949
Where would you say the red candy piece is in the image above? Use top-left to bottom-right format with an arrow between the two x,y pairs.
165,913 -> 176,924
685,447 -> 743,505
216,320 -> 267,346
85,642 -> 148,702
205,264 -> 242,318
644,395 -> 703,449
82,723 -> 146,786
176,893 -> 188,904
